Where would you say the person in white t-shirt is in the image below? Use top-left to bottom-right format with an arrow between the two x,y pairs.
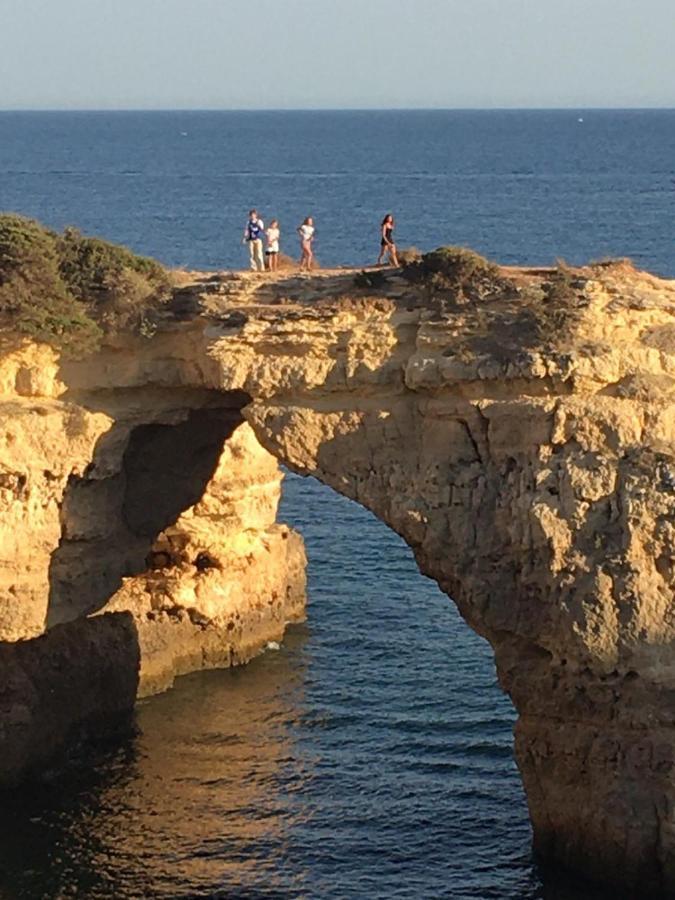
266,219 -> 280,271
297,216 -> 315,272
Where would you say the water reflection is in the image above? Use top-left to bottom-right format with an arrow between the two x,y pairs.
0,626 -> 312,899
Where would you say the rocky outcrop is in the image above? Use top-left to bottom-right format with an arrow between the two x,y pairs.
2,259 -> 675,895
0,611 -> 139,787
101,420 -> 306,697
0,341 -> 307,717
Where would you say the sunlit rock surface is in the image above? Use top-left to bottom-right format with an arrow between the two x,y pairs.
2,259 -> 675,894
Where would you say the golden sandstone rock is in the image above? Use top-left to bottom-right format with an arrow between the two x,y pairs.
2,259 -> 675,895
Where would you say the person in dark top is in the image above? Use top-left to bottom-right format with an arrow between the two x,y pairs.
377,213 -> 399,267
242,209 -> 265,271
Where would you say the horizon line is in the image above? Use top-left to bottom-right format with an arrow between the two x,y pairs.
2,105 -> 675,114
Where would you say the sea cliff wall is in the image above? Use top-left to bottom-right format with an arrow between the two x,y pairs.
0,349 -> 307,667
1,259 -> 675,895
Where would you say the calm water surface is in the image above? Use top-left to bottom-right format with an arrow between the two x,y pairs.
1,110 -> 671,898
1,109 -> 675,274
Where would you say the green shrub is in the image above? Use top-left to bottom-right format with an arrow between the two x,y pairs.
0,215 -> 101,353
57,227 -> 171,334
403,245 -> 508,301
0,214 -> 58,278
536,261 -> 589,345
544,261 -> 578,306
0,214 -> 171,355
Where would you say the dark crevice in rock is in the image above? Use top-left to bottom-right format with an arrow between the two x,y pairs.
46,394 -> 249,628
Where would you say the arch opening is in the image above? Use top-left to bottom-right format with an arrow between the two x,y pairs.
47,402 -> 247,628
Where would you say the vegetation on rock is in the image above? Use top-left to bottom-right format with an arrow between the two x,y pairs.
403,245 -> 512,301
535,260 -> 590,346
0,214 -> 172,355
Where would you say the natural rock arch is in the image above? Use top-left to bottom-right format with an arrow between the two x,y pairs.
240,376 -> 667,897
1,262 -> 675,896
198,265 -> 675,897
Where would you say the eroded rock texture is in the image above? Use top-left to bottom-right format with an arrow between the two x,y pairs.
1,260 -> 675,894
0,341 -> 307,711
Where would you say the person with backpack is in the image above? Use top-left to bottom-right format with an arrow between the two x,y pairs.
243,209 -> 265,272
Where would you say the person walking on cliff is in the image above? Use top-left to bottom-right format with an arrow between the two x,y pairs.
243,209 -> 265,272
266,219 -> 280,272
298,216 -> 315,272
377,213 -> 399,267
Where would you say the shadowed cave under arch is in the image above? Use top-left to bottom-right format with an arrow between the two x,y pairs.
47,401 -> 248,628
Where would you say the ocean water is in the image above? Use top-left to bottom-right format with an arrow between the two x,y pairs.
1,110 -> 674,899
1,110 -> 675,276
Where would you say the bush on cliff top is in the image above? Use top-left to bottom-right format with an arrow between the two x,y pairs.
403,245 -> 509,301
0,214 -> 101,354
0,214 -> 172,354
535,260 -> 590,345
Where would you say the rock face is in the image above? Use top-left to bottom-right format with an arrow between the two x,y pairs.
0,344 -> 307,726
1,260 -> 675,895
102,419 -> 306,697
0,612 -> 140,787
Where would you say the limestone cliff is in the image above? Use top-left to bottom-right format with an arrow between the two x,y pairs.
0,342 -> 307,703
1,257 -> 675,895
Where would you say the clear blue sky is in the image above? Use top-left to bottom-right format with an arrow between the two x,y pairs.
1,0 -> 673,109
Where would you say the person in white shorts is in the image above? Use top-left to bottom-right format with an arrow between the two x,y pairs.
243,209 -> 265,271
297,216 -> 315,272
266,219 -> 280,271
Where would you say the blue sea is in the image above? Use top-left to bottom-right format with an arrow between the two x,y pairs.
1,110 -> 674,899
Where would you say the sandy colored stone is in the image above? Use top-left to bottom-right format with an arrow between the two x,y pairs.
2,262 -> 675,893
